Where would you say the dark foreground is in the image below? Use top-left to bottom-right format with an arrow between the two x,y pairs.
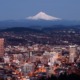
39,73 -> 80,80
0,73 -> 80,80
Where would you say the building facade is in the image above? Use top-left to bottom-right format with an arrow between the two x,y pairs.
0,38 -> 4,57
69,45 -> 77,63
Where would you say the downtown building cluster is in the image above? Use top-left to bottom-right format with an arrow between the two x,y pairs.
0,38 -> 80,80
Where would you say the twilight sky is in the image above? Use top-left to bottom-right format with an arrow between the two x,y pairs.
0,0 -> 80,21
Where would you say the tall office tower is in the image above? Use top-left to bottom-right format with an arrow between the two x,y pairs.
69,45 -> 77,63
0,38 -> 4,57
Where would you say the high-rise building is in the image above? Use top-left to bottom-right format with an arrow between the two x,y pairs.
69,45 -> 77,63
0,38 -> 4,57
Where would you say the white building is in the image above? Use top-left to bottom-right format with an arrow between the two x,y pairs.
69,45 -> 77,63
49,52 -> 59,66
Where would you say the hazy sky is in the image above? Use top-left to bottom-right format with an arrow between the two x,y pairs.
0,0 -> 80,20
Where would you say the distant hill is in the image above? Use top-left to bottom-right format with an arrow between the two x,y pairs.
0,25 -> 80,33
0,19 -> 80,29
0,27 -> 43,33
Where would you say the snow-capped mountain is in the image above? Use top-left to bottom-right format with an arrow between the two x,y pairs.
27,12 -> 61,21
0,12 -> 80,29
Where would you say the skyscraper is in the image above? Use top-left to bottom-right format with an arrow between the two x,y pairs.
0,38 -> 4,57
69,45 -> 77,63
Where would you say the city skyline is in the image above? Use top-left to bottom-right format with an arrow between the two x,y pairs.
0,0 -> 80,79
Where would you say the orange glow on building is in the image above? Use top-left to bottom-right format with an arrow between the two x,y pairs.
0,38 -> 4,57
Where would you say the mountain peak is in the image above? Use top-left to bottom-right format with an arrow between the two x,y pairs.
37,11 -> 47,16
27,12 -> 61,21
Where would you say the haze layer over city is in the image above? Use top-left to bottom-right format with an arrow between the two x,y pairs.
0,0 -> 80,80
